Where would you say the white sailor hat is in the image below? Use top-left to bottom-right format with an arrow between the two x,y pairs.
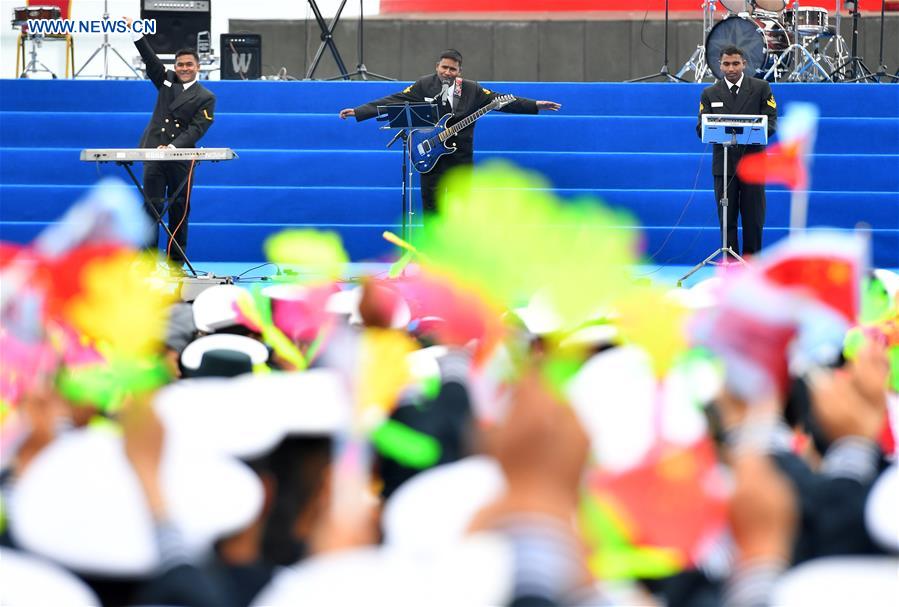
865,464 -> 898,551
665,276 -> 723,310
191,284 -> 249,333
155,369 -> 351,461
565,345 -> 713,473
9,427 -> 264,577
381,455 -> 504,555
872,268 -> 899,301
771,556 -> 899,605
180,333 -> 269,378
251,532 -> 514,607
0,547 -> 101,606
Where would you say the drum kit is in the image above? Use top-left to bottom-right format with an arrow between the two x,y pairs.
677,0 -> 854,82
11,5 -> 64,78
11,1 -> 141,79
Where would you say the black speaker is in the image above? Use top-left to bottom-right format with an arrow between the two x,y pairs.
220,34 -> 262,80
141,0 -> 211,55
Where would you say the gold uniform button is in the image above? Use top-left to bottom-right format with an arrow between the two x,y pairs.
161,127 -> 165,132
165,118 -> 170,123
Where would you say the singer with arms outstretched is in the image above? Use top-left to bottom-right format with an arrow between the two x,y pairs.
339,49 -> 560,214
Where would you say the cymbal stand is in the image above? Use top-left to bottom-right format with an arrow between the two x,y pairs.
19,34 -> 57,78
325,0 -> 394,80
676,0 -> 718,82
820,0 -> 850,77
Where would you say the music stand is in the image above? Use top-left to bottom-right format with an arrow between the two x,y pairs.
678,114 -> 768,286
377,102 -> 438,245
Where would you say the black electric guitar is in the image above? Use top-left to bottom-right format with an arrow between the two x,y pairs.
409,94 -> 516,173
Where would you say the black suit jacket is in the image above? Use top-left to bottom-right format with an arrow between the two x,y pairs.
135,37 -> 216,149
696,77 -> 778,176
353,73 -> 538,160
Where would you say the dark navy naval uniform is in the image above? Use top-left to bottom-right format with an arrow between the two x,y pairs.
697,76 -> 777,256
352,73 -> 538,214
135,36 -> 216,264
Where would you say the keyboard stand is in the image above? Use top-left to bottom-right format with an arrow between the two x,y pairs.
116,160 -> 200,277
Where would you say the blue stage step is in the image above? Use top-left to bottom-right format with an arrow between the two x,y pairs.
2,112 -> 896,154
3,148 -> 896,191
0,79 -> 896,267
3,80 -> 897,117
3,184 -> 895,228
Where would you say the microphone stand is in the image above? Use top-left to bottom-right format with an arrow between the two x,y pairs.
335,0 -> 393,80
832,0 -> 877,82
75,0 -> 141,79
627,0 -> 686,82
869,0 -> 898,82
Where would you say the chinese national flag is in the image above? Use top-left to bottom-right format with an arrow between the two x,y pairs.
760,255 -> 860,324
589,439 -> 727,562
737,140 -> 808,191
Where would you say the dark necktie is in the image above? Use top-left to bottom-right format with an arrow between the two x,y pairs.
730,84 -> 739,97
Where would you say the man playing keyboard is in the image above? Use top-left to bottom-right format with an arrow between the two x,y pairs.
130,21 -> 216,269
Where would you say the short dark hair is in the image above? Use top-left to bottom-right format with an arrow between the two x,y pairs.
719,46 -> 746,60
174,48 -> 200,63
438,49 -> 463,66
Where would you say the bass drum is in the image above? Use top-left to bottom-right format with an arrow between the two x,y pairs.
754,0 -> 786,11
705,15 -> 790,80
721,1 -> 785,13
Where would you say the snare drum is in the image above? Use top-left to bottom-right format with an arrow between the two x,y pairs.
706,14 -> 790,80
12,5 -> 61,28
783,6 -> 829,36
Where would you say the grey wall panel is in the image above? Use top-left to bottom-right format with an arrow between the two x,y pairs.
629,19 -> 669,80
493,22 -> 540,80
539,22 -> 585,81
885,16 -> 899,72
229,16 -> 898,83
360,20 -> 403,80
447,22 -> 495,82
401,21 -> 449,79
860,15 -> 899,72
585,21 -> 632,81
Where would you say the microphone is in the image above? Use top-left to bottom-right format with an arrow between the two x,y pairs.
439,79 -> 451,105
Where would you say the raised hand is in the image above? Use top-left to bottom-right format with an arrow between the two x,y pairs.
729,453 -> 797,562
810,341 -> 889,442
121,395 -> 166,520
476,369 -> 589,521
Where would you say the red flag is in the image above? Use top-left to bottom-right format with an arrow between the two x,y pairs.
754,234 -> 867,325
737,140 -> 808,191
761,256 -> 859,324
589,439 -> 728,563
